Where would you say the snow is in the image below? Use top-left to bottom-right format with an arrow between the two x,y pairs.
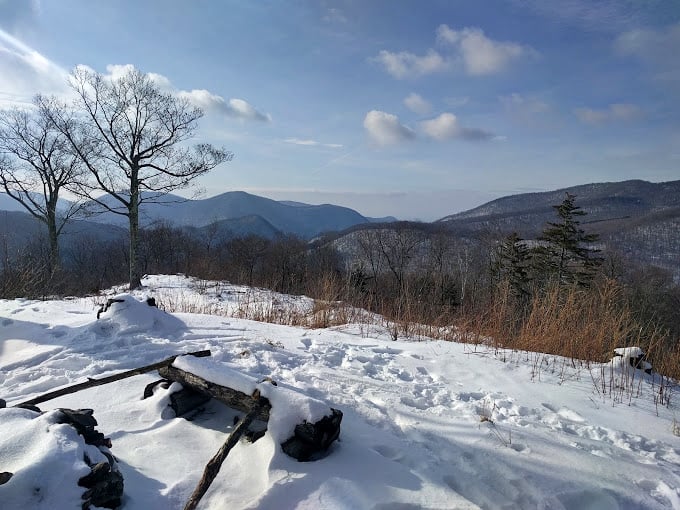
0,408 -> 93,510
614,347 -> 645,358
1,274 -> 679,509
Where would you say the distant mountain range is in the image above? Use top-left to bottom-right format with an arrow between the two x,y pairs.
437,179 -> 680,277
0,181 -> 677,277
81,191 -> 395,239
438,180 -> 680,228
0,191 -> 397,254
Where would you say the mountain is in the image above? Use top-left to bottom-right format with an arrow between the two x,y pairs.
439,180 -> 680,230
438,179 -> 680,277
83,191 -> 376,239
187,215 -> 282,241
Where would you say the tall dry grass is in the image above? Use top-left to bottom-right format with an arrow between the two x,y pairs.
453,278 -> 679,406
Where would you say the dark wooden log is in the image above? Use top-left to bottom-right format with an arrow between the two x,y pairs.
183,396 -> 266,510
14,350 -> 211,408
159,364 -> 343,461
142,379 -> 170,399
158,364 -> 272,422
169,388 -> 212,417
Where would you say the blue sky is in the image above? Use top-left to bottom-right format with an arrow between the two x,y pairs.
0,0 -> 678,220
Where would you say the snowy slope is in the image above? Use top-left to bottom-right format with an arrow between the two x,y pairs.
0,275 -> 679,509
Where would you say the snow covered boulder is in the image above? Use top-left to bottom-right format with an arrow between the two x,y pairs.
0,407 -> 122,510
96,293 -> 184,336
613,347 -> 652,374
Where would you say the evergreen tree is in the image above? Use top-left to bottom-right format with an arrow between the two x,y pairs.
535,193 -> 602,286
493,232 -> 532,297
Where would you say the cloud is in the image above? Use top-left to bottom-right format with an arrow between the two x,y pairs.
421,112 -> 494,141
0,29 -> 69,106
614,22 -> 680,81
372,25 -> 534,79
444,96 -> 470,108
178,90 -> 271,121
323,7 -> 347,23
92,64 -> 272,122
574,103 -> 643,124
499,93 -> 550,114
284,138 -> 343,148
404,93 -> 431,115
436,24 -> 535,75
363,110 -> 415,146
371,49 -> 448,79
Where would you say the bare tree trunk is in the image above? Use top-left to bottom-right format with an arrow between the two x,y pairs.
129,179 -> 142,289
46,206 -> 60,275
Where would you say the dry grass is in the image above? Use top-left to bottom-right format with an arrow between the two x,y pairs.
451,279 -> 679,406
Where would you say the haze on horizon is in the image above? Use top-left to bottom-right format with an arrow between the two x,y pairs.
0,1 -> 678,221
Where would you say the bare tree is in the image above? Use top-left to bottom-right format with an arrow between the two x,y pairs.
53,66 -> 232,288
0,99 -> 87,273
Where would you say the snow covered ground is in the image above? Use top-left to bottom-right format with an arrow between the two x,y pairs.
1,274 -> 679,509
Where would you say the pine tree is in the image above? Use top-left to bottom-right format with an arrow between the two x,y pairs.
493,232 -> 532,297
535,193 -> 602,287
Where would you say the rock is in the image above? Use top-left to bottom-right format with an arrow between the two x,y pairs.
55,409 -> 123,509
281,408 -> 343,461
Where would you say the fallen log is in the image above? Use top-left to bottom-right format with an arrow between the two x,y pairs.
14,350 -> 211,408
158,364 -> 272,422
183,393 -> 266,510
158,363 -> 342,461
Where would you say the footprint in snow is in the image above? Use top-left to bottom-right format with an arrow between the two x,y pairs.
371,347 -> 402,355
458,391 -> 485,402
371,444 -> 404,462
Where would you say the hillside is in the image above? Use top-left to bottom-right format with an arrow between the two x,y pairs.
437,179 -> 680,276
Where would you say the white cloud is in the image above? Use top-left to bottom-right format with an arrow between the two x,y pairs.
500,93 -> 550,114
83,64 -> 271,122
363,110 -> 415,146
404,92 -> 431,115
372,25 -> 533,79
421,112 -> 494,141
0,29 -> 69,106
444,96 -> 470,108
615,22 -> 680,81
574,103 -> 643,124
323,8 -> 347,23
436,24 -> 534,75
372,49 -> 448,79
284,138 -> 343,148
104,63 -> 135,81
177,90 -> 271,121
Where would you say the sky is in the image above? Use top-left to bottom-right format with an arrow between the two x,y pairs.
0,0 -> 679,221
